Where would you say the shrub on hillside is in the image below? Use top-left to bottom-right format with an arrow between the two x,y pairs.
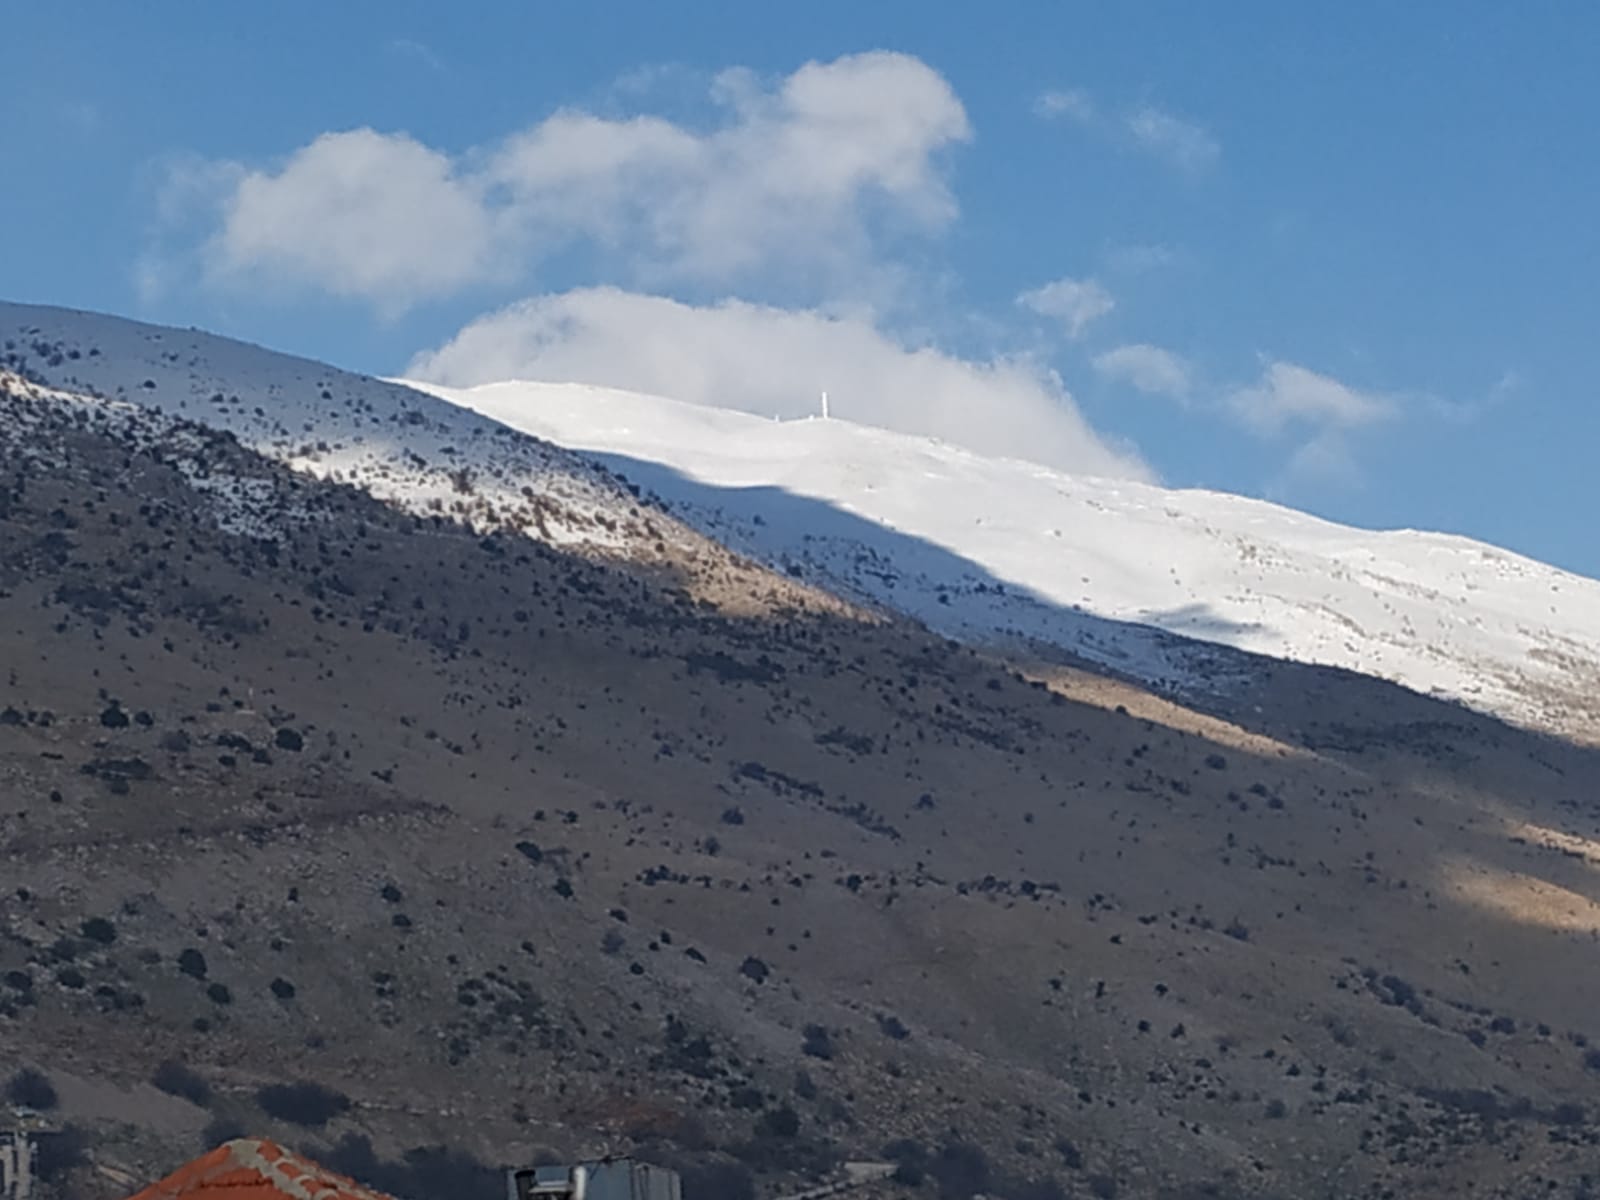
152,1059 -> 211,1105
678,1162 -> 756,1200
255,1080 -> 351,1127
929,1141 -> 991,1200
800,1024 -> 833,1059
201,1116 -> 247,1148
34,1125 -> 88,1181
6,1067 -> 58,1110
323,1134 -> 502,1199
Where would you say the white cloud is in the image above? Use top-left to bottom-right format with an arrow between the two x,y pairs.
407,287 -> 1152,482
1033,89 -> 1095,123
1125,107 -> 1220,173
1017,277 -> 1114,339
211,129 -> 499,311
1227,360 -> 1394,436
1092,344 -> 1192,398
176,51 -> 970,311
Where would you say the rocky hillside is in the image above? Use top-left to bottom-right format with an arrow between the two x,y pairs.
2,365 -> 1600,1200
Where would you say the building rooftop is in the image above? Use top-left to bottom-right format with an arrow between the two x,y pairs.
124,1138 -> 399,1200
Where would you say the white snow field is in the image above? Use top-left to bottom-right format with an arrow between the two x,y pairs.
4,301 -> 1597,737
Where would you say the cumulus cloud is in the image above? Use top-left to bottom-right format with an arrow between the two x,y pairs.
212,130 -> 499,310
1017,277 -> 1114,339
1227,360 -> 1395,436
1125,107 -> 1219,173
407,287 -> 1152,481
178,51 -> 970,310
1092,344 -> 1192,398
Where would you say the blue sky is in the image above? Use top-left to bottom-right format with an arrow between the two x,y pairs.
4,2 -> 1597,577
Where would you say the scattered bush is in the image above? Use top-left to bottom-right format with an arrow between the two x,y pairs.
80,916 -> 117,944
876,1013 -> 910,1040
755,1105 -> 800,1139
801,1024 -> 833,1059
929,1141 -> 990,1200
35,1125 -> 88,1181
201,1116 -> 247,1148
678,1162 -> 756,1200
324,1134 -> 502,1199
6,1068 -> 58,1110
1053,1139 -> 1083,1170
153,1060 -> 212,1105
255,1080 -> 351,1127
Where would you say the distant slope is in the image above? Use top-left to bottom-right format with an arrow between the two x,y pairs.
410,379 -> 1600,738
0,302 -> 669,555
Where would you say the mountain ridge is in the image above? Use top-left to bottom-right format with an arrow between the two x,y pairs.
5,303 -> 1600,1200
406,376 -> 1600,740
8,299 -> 1596,742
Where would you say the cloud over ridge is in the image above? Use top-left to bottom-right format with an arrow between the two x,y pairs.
408,287 -> 1152,482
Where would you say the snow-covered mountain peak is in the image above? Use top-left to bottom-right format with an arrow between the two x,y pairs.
408,376 -> 1600,739
6,300 -> 1596,739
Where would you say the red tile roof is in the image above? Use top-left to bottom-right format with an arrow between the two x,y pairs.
124,1138 -> 401,1200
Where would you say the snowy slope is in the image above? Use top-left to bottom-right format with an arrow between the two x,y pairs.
6,300 -> 1596,738
0,303 -> 667,553
408,378 -> 1600,737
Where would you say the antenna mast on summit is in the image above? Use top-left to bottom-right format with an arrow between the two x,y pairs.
820,390 -> 830,420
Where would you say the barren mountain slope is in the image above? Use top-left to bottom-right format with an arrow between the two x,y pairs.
2,376 -> 1600,1200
